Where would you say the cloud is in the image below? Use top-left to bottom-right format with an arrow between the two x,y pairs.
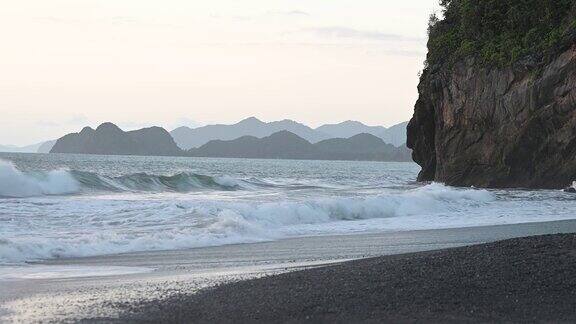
300,26 -> 423,42
34,16 -> 83,24
366,48 -> 426,57
36,121 -> 60,128
266,10 -> 310,17
65,114 -> 88,125
36,115 -> 89,128
34,16 -> 179,29
210,10 -> 310,22
197,41 -> 425,57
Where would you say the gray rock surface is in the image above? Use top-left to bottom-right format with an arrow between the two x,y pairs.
408,41 -> 576,188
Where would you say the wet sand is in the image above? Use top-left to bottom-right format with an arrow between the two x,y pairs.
123,233 -> 576,323
2,219 -> 576,322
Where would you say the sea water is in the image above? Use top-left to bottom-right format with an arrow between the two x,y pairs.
0,152 -> 574,264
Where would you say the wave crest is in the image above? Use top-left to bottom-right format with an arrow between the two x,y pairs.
0,160 -> 246,198
0,183 -> 496,263
71,170 -> 245,193
0,161 -> 79,198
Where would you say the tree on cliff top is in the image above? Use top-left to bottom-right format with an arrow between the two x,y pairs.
426,0 -> 576,67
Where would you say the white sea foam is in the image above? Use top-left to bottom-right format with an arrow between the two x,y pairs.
1,155 -> 574,265
0,265 -> 153,281
0,160 -> 79,197
0,183 -> 497,263
214,175 -> 246,188
0,159 -> 252,197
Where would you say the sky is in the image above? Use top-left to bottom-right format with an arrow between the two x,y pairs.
0,0 -> 441,145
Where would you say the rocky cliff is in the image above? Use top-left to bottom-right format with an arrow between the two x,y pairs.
408,0 -> 576,189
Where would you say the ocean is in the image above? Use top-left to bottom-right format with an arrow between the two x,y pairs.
0,152 -> 574,265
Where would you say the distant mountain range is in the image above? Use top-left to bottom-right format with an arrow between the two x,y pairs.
0,140 -> 56,154
189,131 -> 411,162
171,117 -> 408,149
171,117 -> 331,150
317,120 -> 408,147
50,123 -> 181,156
3,118 -> 408,156
37,140 -> 57,153
48,122 -> 412,162
377,122 -> 409,147
316,120 -> 385,138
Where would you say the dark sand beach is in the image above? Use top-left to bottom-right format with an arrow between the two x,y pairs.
121,233 -> 576,323
2,220 -> 576,322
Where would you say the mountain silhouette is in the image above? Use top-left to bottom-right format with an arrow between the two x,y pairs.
0,140 -> 56,153
172,117 -> 408,150
316,121 -> 385,138
50,123 -> 182,156
171,117 -> 331,149
188,131 -> 411,161
317,121 -> 408,147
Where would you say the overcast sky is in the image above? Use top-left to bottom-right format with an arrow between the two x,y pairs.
1,0 -> 441,145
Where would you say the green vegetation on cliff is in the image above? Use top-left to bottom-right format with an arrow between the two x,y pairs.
427,0 -> 576,67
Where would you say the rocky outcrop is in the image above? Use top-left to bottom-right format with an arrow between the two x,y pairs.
408,39 -> 576,188
50,123 -> 182,156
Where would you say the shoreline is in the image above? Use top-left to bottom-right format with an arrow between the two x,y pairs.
121,233 -> 576,323
30,217 -> 576,266
3,219 -> 576,322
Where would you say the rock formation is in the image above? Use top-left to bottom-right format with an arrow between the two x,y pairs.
408,0 -> 576,189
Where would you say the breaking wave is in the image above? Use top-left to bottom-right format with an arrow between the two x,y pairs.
0,160 -> 248,198
0,161 -> 79,198
70,170 -> 247,193
0,183 -> 496,263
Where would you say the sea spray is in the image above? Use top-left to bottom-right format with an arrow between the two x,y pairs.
0,160 -> 79,197
4,155 -> 567,266
70,170 -> 248,193
0,159 -> 253,197
0,183 -> 495,263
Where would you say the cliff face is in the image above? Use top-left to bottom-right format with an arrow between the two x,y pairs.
408,40 -> 576,189
51,123 -> 182,156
